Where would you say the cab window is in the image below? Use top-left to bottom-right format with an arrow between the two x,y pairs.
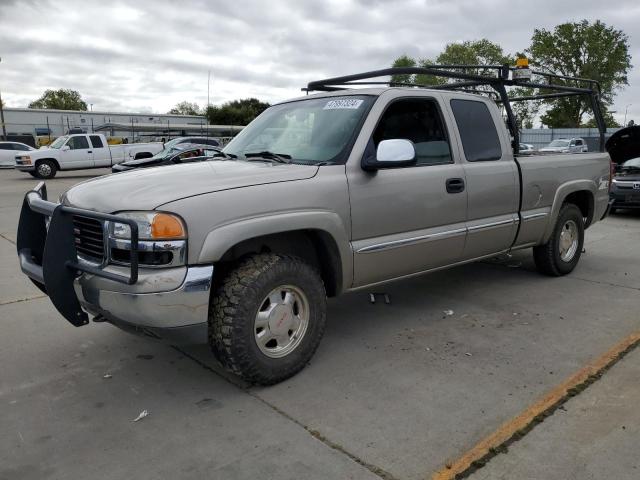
450,99 -> 502,162
67,136 -> 90,150
372,98 -> 452,166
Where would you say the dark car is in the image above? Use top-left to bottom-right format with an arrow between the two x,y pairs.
164,136 -> 220,148
112,144 -> 221,173
610,157 -> 640,213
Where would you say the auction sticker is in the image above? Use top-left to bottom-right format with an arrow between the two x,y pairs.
323,99 -> 364,110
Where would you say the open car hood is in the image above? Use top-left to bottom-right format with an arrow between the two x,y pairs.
606,126 -> 640,165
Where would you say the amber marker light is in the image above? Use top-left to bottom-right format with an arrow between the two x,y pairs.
151,213 -> 186,239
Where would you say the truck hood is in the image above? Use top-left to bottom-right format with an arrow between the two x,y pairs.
62,160 -> 319,211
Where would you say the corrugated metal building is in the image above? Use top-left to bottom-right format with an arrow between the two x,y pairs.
1,108 -> 242,143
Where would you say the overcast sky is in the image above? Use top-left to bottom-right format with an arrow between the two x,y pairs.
0,0 -> 638,124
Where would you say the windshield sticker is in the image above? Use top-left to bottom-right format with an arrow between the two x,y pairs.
323,99 -> 364,110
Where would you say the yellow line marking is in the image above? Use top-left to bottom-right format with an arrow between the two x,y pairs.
432,330 -> 640,480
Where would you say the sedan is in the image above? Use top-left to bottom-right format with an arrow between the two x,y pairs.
0,141 -> 35,168
519,143 -> 535,155
112,144 -> 222,173
610,157 -> 640,213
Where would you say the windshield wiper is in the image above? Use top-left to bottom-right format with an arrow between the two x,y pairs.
210,149 -> 237,159
244,151 -> 292,164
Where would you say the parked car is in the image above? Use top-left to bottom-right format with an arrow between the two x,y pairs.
112,144 -> 221,172
519,143 -> 535,155
13,134 -> 163,179
539,137 -> 588,154
0,141 -> 35,168
609,157 -> 640,213
164,137 -> 220,148
16,72 -> 612,385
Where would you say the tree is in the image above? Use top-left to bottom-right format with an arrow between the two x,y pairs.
391,41 -> 543,126
168,101 -> 201,116
29,89 -> 87,110
391,39 -> 512,87
527,20 -> 631,128
582,108 -> 621,128
206,98 -> 270,125
390,54 -> 417,86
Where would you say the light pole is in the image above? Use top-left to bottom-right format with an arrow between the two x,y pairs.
624,104 -> 631,127
90,103 -> 93,112
0,57 -> 7,140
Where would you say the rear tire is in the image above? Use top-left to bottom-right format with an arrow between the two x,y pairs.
533,203 -> 584,276
34,160 -> 57,179
209,253 -> 326,385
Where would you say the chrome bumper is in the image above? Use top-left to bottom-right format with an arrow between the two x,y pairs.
74,265 -> 214,344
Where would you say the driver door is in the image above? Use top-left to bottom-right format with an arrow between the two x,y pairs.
347,94 -> 468,287
63,136 -> 93,168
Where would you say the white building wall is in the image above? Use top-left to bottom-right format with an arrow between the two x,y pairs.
3,108 -> 207,139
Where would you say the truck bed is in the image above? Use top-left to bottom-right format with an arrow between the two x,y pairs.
514,152 -> 611,247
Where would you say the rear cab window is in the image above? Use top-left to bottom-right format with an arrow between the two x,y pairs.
450,99 -> 502,162
89,135 -> 104,148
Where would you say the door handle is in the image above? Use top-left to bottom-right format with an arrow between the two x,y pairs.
446,178 -> 465,193
87,150 -> 93,153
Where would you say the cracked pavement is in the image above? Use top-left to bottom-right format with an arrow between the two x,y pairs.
1,168 -> 639,480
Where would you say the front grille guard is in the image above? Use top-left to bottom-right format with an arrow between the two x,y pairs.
16,182 -> 139,326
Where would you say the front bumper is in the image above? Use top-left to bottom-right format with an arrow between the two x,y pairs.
17,182 -> 213,344
610,188 -> 640,209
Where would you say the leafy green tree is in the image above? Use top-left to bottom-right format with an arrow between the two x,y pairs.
391,39 -> 512,87
168,101 -> 201,116
527,20 -> 631,127
582,108 -> 621,128
206,98 -> 270,125
391,40 -> 544,125
29,89 -> 87,110
390,54 -> 417,86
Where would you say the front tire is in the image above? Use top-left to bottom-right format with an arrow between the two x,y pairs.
209,253 -> 327,385
34,160 -> 57,179
533,203 -> 584,276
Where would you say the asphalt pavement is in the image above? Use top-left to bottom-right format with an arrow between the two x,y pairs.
1,168 -> 638,480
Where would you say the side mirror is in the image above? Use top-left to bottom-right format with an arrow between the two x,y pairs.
61,145 -> 70,151
362,139 -> 416,171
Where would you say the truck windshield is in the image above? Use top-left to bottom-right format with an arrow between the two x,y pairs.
49,136 -> 69,149
548,140 -> 570,147
223,96 -> 374,164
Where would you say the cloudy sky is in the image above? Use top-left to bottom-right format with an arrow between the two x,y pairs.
0,0 -> 639,123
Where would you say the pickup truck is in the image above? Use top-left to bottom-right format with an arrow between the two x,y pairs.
16,69 -> 612,385
14,133 -> 163,179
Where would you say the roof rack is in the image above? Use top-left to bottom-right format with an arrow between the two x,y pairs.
305,65 -> 606,153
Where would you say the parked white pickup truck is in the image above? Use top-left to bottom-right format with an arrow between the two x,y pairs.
14,134 -> 163,179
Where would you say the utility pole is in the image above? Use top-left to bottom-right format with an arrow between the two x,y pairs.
624,104 -> 632,127
0,57 -> 7,140
206,70 -> 211,139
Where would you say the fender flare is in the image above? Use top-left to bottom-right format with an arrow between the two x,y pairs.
197,210 -> 352,292
542,179 -> 596,243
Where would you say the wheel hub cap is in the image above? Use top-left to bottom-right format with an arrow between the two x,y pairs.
39,164 -> 51,176
559,220 -> 578,262
254,285 -> 309,358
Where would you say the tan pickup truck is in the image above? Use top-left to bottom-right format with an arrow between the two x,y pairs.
17,66 -> 613,384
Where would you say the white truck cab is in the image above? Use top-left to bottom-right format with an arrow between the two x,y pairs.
14,134 -> 163,178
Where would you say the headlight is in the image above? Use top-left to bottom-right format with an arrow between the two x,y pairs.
18,156 -> 32,165
109,211 -> 186,240
107,212 -> 187,268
